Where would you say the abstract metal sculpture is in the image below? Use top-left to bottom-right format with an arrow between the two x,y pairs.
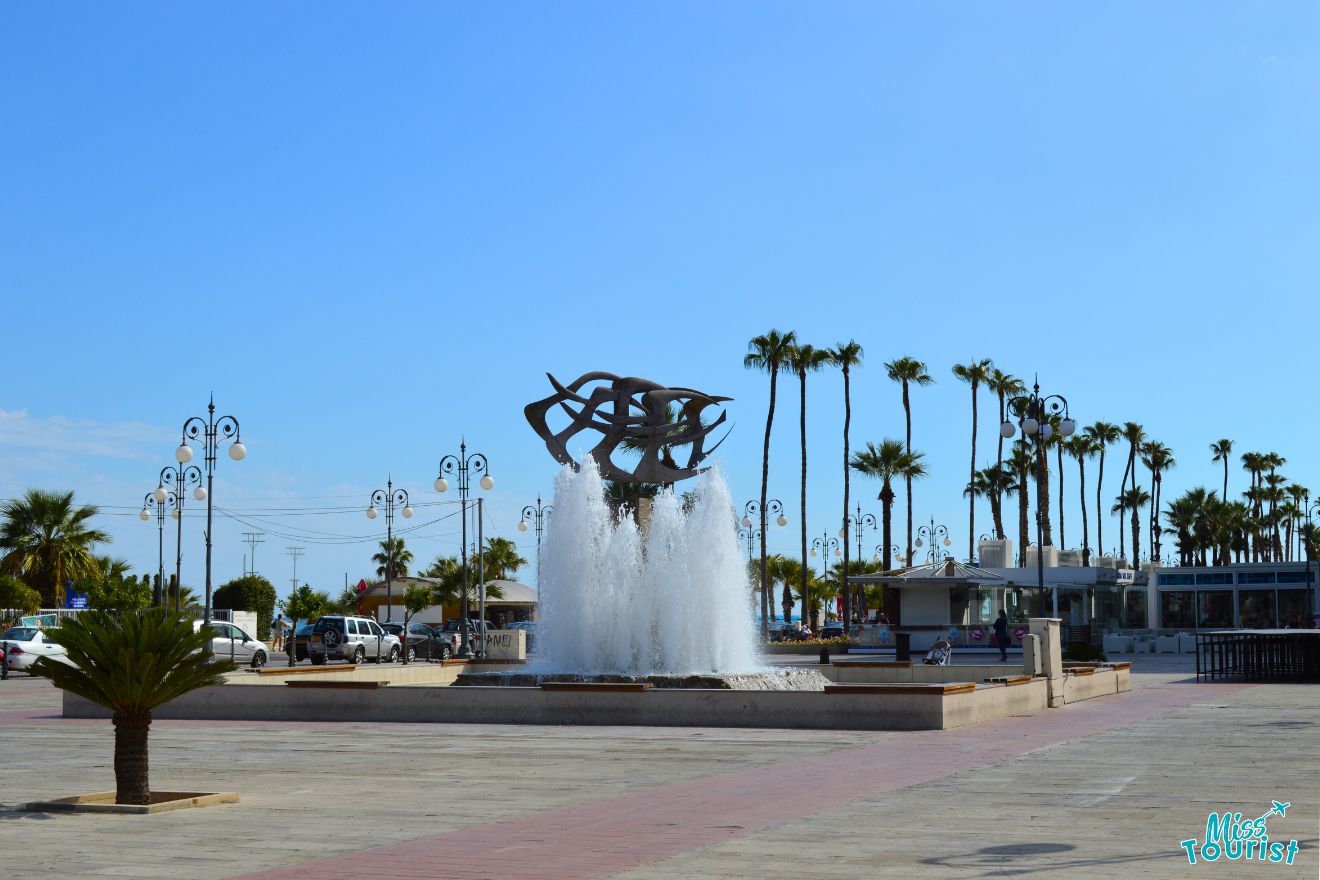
525,372 -> 731,484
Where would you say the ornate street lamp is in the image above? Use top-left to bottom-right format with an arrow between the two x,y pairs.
842,506 -> 877,627
915,517 -> 953,565
435,441 -> 492,659
519,496 -> 553,585
176,397 -> 245,629
139,488 -> 177,607
743,498 -> 786,633
1000,378 -> 1075,615
810,533 -> 841,630
156,464 -> 202,614
366,478 -> 412,628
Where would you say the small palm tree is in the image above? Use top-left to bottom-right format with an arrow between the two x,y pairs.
372,536 -> 413,581
1210,439 -> 1234,501
745,329 -> 797,634
850,439 -> 926,574
482,537 -> 528,580
1113,487 -> 1151,564
0,489 -> 110,607
29,609 -> 234,804
988,370 -> 1026,520
1066,436 -> 1097,564
952,358 -> 993,561
1006,441 -> 1034,566
884,357 -> 934,564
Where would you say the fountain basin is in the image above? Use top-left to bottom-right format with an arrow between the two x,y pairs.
453,669 -> 833,690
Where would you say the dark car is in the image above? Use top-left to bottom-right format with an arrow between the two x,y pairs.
820,622 -> 845,640
287,622 -> 314,661
381,622 -> 454,661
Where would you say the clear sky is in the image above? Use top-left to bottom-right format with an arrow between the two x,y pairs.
3,3 -> 1319,600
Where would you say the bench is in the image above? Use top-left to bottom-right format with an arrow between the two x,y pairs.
824,682 -> 976,696
285,680 -> 388,689
830,660 -> 913,668
540,682 -> 652,692
983,675 -> 1033,687
257,663 -> 356,677
1065,667 -> 1095,676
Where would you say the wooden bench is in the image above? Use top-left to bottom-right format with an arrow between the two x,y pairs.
285,680 -> 388,689
257,663 -> 356,677
1101,661 -> 1132,670
824,682 -> 976,696
830,660 -> 913,668
1066,667 -> 1095,676
540,682 -> 651,692
983,675 -> 1033,687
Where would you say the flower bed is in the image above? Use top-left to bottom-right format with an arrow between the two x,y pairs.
761,638 -> 850,655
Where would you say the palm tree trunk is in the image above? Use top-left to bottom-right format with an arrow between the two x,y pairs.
1078,456 -> 1090,565
841,366 -> 851,626
1018,463 -> 1029,567
1131,505 -> 1141,565
799,369 -> 809,630
1056,443 -> 1065,551
1096,448 -> 1105,558
990,486 -> 1005,541
881,483 -> 895,622
758,371 -> 779,632
967,381 -> 978,562
1037,444 -> 1053,548
1222,460 -> 1228,503
112,710 -> 152,805
903,382 -> 913,565
996,390 -> 1006,519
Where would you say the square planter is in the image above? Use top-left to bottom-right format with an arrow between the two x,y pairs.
19,790 -> 238,814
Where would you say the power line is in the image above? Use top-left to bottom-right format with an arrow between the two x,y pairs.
241,532 -> 265,575
287,546 -> 305,593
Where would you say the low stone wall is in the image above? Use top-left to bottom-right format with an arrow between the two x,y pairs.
235,661 -> 519,686
760,644 -> 849,656
827,662 -> 1021,684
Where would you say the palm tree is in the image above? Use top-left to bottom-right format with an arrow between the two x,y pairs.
967,464 -> 1015,542
952,358 -> 993,562
1032,420 -> 1056,549
1115,423 -> 1146,558
1114,487 -> 1151,564
1210,439 -> 1234,501
884,357 -> 934,565
482,537 -> 528,580
988,370 -> 1026,525
1007,442 -> 1034,566
372,536 -> 413,581
788,343 -> 832,628
766,554 -> 806,624
828,339 -> 864,627
0,489 -> 110,608
29,608 -> 233,804
1141,441 -> 1175,564
1067,436 -> 1097,564
850,440 -> 926,574
745,329 -> 797,634
1083,422 -> 1120,561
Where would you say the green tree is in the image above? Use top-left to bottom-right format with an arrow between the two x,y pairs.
884,357 -> 934,566
74,555 -> 149,614
372,536 -> 413,581
1210,439 -> 1234,504
850,439 -> 926,576
1067,435 -> 1097,564
0,574 -> 41,620
164,574 -> 199,610
1083,422 -> 1121,558
399,583 -> 433,665
744,328 -> 797,635
212,574 -> 278,639
952,358 -> 994,562
277,584 -> 329,667
29,608 -> 234,804
481,537 -> 527,580
828,339 -> 864,628
1114,487 -> 1151,564
0,489 -> 110,607
787,342 -> 832,629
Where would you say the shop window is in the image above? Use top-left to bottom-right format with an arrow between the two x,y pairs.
1195,572 -> 1233,585
1238,590 -> 1276,628
1195,590 -> 1234,628
1124,589 -> 1148,628
1161,591 -> 1196,629
1241,571 -> 1276,585
1277,590 -> 1309,628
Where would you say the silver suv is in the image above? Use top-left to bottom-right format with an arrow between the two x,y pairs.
307,615 -> 401,665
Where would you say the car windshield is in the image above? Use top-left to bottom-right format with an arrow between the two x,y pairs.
381,624 -> 402,634
311,618 -> 343,633
2,627 -> 39,641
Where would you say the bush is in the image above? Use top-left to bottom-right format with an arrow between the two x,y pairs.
213,575 -> 277,640
763,637 -> 851,648
0,574 -> 42,619
1063,643 -> 1108,663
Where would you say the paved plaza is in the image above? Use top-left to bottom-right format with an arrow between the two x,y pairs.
1,655 -> 1316,879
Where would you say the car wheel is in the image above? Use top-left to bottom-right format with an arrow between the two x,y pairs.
387,646 -> 400,663
310,655 -> 326,666
351,646 -> 365,665
251,651 -> 267,669
406,646 -> 416,663
440,644 -> 452,660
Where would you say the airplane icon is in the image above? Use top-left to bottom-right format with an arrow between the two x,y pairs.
1269,801 -> 1290,819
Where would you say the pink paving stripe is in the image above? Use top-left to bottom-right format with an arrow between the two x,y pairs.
230,681 -> 1251,880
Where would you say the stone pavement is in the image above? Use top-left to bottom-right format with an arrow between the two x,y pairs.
0,655 -> 1315,879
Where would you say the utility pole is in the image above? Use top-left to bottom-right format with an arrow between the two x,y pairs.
287,546 -> 305,593
242,532 -> 266,575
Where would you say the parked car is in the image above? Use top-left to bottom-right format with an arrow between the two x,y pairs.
1,626 -> 70,671
436,618 -> 487,648
819,622 -> 845,640
304,615 -> 401,665
768,621 -> 809,642
287,621 -> 313,661
505,620 -> 536,652
381,621 -> 454,661
193,620 -> 270,668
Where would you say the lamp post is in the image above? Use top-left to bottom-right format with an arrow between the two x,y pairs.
1305,499 -> 1320,628
1000,378 -> 1075,617
139,488 -> 177,607
810,533 -> 840,628
176,397 -> 245,629
435,441 -> 492,659
915,517 -> 953,565
873,544 -> 903,564
157,464 -> 202,614
843,506 -> 877,627
743,498 -> 786,632
519,496 -> 553,585
366,478 -> 413,624
737,522 -> 761,564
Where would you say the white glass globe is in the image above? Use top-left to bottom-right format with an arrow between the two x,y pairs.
154,486 -> 168,503
434,477 -> 449,493
402,506 -> 414,519
171,509 -> 181,520
518,520 -> 529,532
1022,418 -> 1039,436
810,548 -> 817,557
833,547 -> 841,556
479,475 -> 494,491
139,508 -> 151,521
1040,423 -> 1054,441
229,442 -> 247,461
872,554 -> 880,562
916,538 -> 925,548
175,444 -> 193,463
741,516 -> 752,528
838,528 -> 846,538
193,486 -> 207,501
999,421 -> 1016,438
943,537 -> 952,547
776,515 -> 788,527
366,507 -> 378,520
1059,418 -> 1076,437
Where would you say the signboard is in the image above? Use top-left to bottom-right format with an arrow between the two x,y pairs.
65,592 -> 88,609
20,614 -> 60,628
1116,570 -> 1135,585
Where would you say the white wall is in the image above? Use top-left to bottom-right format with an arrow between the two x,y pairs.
902,588 -> 949,625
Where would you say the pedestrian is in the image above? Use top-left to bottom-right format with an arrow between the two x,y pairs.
271,613 -> 287,650
993,609 -> 1010,662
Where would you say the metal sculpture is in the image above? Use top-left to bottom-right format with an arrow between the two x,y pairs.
525,372 -> 731,483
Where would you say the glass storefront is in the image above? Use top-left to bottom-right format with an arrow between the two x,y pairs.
1196,590 -> 1234,628
1277,589 -> 1309,628
1094,586 -> 1123,630
1239,590 -> 1276,628
1123,588 -> 1147,628
1161,591 -> 1195,628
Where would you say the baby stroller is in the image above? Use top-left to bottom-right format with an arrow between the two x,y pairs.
923,637 -> 953,666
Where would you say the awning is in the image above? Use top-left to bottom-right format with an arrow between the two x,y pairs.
847,558 -> 1007,587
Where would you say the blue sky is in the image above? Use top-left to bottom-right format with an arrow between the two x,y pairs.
2,3 -> 1319,599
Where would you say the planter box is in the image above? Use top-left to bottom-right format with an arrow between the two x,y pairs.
20,791 -> 238,815
761,643 -> 850,656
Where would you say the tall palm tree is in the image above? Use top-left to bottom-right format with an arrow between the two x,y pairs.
829,339 -> 864,627
988,370 -> 1026,525
0,489 -> 110,608
30,609 -> 233,804
850,440 -> 926,574
481,537 -> 528,580
788,343 -> 832,628
372,536 -> 413,581
1210,439 -> 1234,501
952,358 -> 993,561
745,329 -> 797,634
967,464 -> 1015,542
1067,436 -> 1097,564
1115,423 -> 1146,558
1007,442 -> 1034,566
1083,422 -> 1120,560
1141,441 -> 1175,564
884,357 -> 934,565
1114,487 -> 1151,564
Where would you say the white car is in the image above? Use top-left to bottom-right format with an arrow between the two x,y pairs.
1,626 -> 69,671
192,620 -> 271,668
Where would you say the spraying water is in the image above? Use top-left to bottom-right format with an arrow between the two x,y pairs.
533,456 -> 763,675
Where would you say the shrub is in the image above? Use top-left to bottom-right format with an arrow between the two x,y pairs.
0,574 -> 41,619
213,575 -> 277,639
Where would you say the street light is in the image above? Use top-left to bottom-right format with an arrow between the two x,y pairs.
844,506 -> 877,627
435,440 -> 492,659
366,478 -> 411,627
810,533 -> 841,630
177,396 -> 244,630
519,496 -> 553,585
140,488 -> 177,607
743,498 -> 786,634
1001,377 -> 1074,616
156,463 -> 202,614
873,544 -> 904,565
915,516 -> 953,565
